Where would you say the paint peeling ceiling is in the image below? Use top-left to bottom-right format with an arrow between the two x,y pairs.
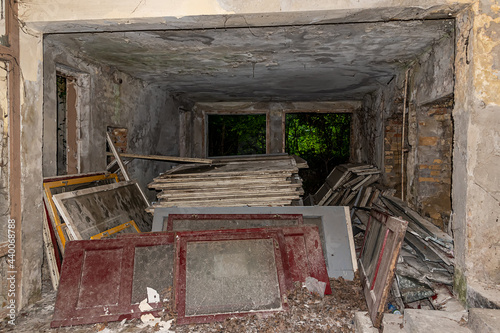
47,19 -> 454,102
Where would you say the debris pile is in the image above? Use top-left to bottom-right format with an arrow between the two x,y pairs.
352,194 -> 455,312
148,155 -> 306,208
306,163 -> 381,207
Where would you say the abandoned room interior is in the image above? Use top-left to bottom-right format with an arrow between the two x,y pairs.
0,0 -> 499,332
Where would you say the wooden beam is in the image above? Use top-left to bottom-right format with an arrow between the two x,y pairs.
105,152 -> 212,164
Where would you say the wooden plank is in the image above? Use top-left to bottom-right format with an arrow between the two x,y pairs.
157,188 -> 303,200
90,220 -> 141,240
151,200 -> 293,208
105,152 -> 213,164
165,213 -> 304,231
155,183 -> 302,192
150,176 -> 296,187
156,161 -> 298,178
152,173 -> 294,183
52,181 -> 152,240
359,209 -> 408,328
42,209 -> 60,290
106,132 -> 130,181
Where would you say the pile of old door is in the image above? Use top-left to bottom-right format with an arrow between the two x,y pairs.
50,206 -> 358,328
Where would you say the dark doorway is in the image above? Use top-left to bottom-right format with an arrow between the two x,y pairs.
285,113 -> 351,196
56,74 -> 78,175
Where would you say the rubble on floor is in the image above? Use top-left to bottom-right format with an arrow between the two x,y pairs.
148,154 -> 306,208
1,276 -> 366,333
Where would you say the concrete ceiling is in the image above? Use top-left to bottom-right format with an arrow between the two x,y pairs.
47,19 -> 454,102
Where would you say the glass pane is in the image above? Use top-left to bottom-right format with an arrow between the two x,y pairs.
185,239 -> 281,316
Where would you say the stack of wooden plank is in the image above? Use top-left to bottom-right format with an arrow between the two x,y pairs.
307,163 -> 380,207
148,155 -> 306,208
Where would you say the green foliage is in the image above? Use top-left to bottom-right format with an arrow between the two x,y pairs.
286,113 -> 351,195
208,114 -> 266,156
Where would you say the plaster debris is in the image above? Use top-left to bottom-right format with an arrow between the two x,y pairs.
147,287 -> 160,303
139,298 -> 153,312
304,276 -> 327,298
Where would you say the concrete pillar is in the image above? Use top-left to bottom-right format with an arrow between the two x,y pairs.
453,0 -> 500,306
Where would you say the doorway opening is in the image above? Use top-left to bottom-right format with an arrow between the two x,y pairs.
285,113 -> 351,196
56,74 -> 78,175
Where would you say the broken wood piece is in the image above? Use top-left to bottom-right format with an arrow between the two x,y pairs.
105,152 -> 213,164
106,132 -> 130,181
90,220 -> 141,240
359,209 -> 408,328
42,210 -> 60,290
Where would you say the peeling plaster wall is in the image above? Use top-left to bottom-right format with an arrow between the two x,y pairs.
19,0 -> 471,31
453,0 -> 500,306
43,37 -> 179,201
406,29 -> 455,230
19,31 -> 45,308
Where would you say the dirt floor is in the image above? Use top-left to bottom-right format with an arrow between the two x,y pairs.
0,276 -> 366,333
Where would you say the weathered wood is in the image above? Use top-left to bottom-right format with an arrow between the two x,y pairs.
106,132 -> 130,181
42,210 -> 60,290
150,154 -> 304,208
52,181 -> 152,240
359,210 -> 408,328
158,187 -> 303,199
106,152 -> 212,164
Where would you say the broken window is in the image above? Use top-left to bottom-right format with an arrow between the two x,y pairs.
208,114 -> 266,157
285,113 -> 351,195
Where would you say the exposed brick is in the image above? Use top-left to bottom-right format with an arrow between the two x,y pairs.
433,159 -> 443,164
430,171 -> 441,176
419,136 -> 438,146
419,165 -> 429,169
419,177 -> 440,183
